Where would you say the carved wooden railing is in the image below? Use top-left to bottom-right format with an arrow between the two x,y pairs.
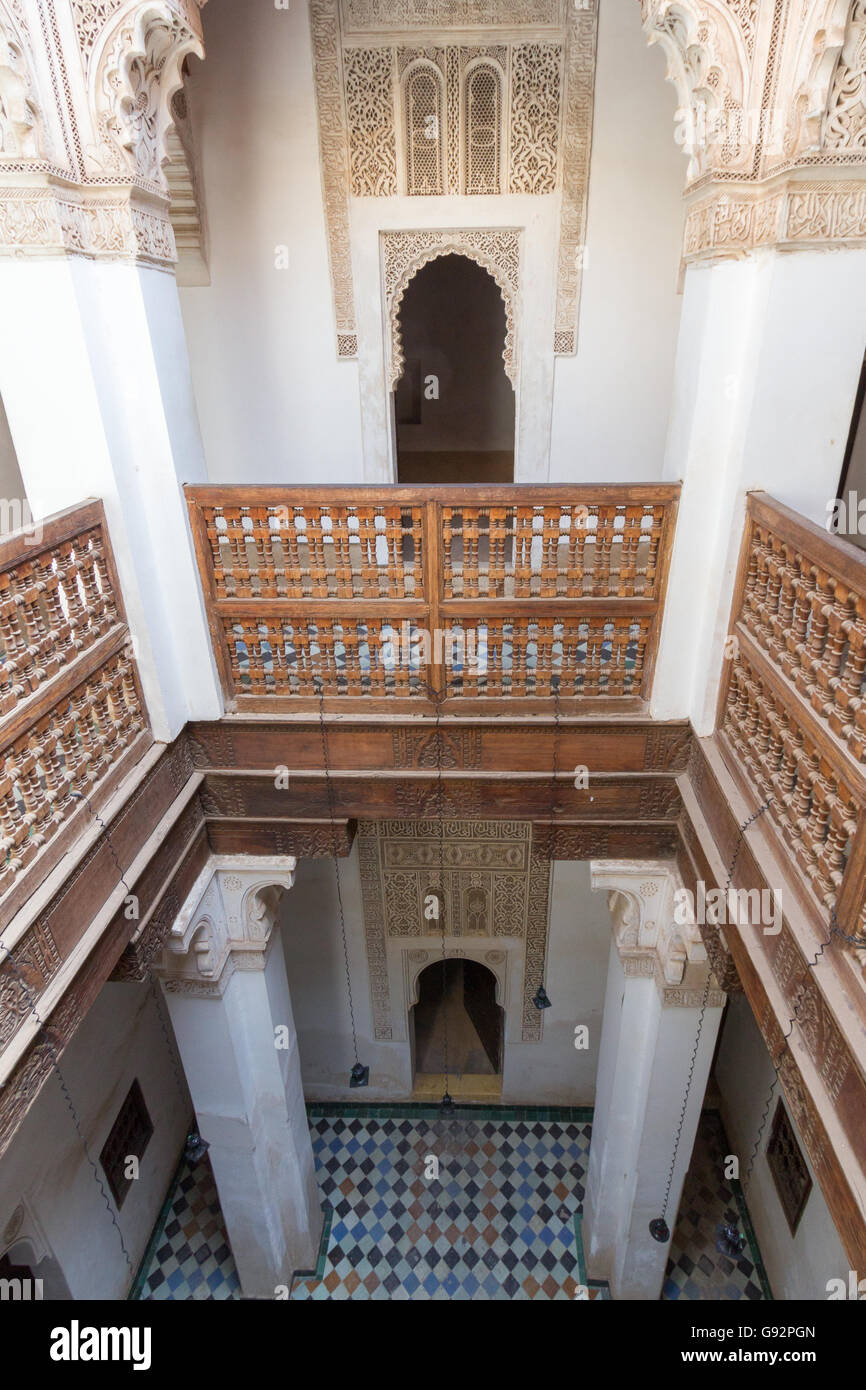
185,485 -> 680,712
718,493 -> 866,955
0,501 -> 151,921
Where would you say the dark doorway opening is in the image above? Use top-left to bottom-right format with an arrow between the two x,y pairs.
411,958 -> 504,1097
394,254 -> 515,485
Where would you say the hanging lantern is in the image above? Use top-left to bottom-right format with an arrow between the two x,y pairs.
350,1062 -> 369,1088
649,1217 -> 670,1243
533,985 -> 552,1010
716,1221 -> 745,1258
184,1131 -> 210,1166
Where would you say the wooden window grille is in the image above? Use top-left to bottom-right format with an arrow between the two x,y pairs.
99,1079 -> 154,1209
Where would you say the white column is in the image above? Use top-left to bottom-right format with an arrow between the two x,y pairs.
651,247 -> 866,733
0,256 -> 223,739
157,857 -> 322,1298
584,861 -> 726,1301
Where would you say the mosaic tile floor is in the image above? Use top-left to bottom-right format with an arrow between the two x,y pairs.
662,1111 -> 772,1302
133,1108 -> 768,1301
135,1154 -> 240,1300
291,1110 -> 594,1300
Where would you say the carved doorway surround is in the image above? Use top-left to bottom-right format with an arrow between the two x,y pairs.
382,228 -> 521,479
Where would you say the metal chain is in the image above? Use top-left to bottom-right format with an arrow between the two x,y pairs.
317,693 -> 360,1067
658,797 -> 773,1225
433,680 -> 451,1103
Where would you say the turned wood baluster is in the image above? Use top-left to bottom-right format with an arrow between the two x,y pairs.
839,610 -> 866,727
0,770 -> 25,877
35,725 -> 68,822
804,568 -> 832,685
91,537 -> 117,625
79,534 -> 110,629
592,508 -> 613,598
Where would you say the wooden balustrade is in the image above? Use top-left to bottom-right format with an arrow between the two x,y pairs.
718,493 -> 866,964
185,485 -> 680,713
0,501 -> 151,917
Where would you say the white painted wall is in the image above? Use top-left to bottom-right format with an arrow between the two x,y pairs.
280,852 -> 611,1104
651,246 -> 866,732
0,983 -> 190,1300
181,0 -> 684,485
179,0 -> 365,483
549,0 -> 684,480
715,993 -> 849,1301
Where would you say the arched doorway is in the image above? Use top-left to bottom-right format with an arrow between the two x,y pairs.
410,957 -> 504,1100
393,254 -> 515,485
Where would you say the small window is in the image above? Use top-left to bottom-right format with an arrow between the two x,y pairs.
405,65 -> 444,195
99,1079 -> 153,1209
465,64 -> 502,195
766,1099 -> 812,1236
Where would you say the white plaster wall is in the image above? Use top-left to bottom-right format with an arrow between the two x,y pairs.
549,0 -> 685,481
280,852 -> 611,1104
715,993 -> 849,1301
180,0 -> 684,486
651,247 -> 866,731
0,983 -> 190,1300
180,0 -> 365,482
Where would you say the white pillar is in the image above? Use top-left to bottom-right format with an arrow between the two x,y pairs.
651,247 -> 866,733
157,857 -> 322,1298
0,256 -> 223,739
584,861 -> 725,1301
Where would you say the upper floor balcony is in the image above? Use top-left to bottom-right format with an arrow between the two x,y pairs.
184,483 -> 681,716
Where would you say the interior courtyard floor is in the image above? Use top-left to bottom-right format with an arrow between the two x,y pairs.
133,1108 -> 772,1302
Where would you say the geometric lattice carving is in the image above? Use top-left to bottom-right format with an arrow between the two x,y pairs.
465,61 -> 503,194
554,4 -> 596,354
404,60 -> 445,194
345,46 -> 397,195
309,1 -> 598,359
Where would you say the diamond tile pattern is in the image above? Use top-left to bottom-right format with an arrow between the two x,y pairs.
139,1155 -> 240,1301
135,1109 -> 767,1301
662,1111 -> 770,1301
291,1113 -> 593,1300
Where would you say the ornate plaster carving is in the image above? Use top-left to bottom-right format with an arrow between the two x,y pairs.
683,177 -> 866,260
358,819 -> 552,1043
89,2 -> 203,188
591,859 -> 723,1005
641,0 -> 866,258
382,227 -> 519,389
0,2 -> 41,158
823,0 -> 866,150
310,0 -> 597,360
340,0 -> 563,30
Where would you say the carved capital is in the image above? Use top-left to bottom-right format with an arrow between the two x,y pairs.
156,854 -> 297,998
591,858 -> 723,1005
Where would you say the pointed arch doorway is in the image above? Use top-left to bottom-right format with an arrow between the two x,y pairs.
393,253 -> 515,484
410,957 -> 504,1101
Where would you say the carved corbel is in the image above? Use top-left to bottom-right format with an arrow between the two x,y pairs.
0,5 -> 41,159
89,2 -> 204,186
